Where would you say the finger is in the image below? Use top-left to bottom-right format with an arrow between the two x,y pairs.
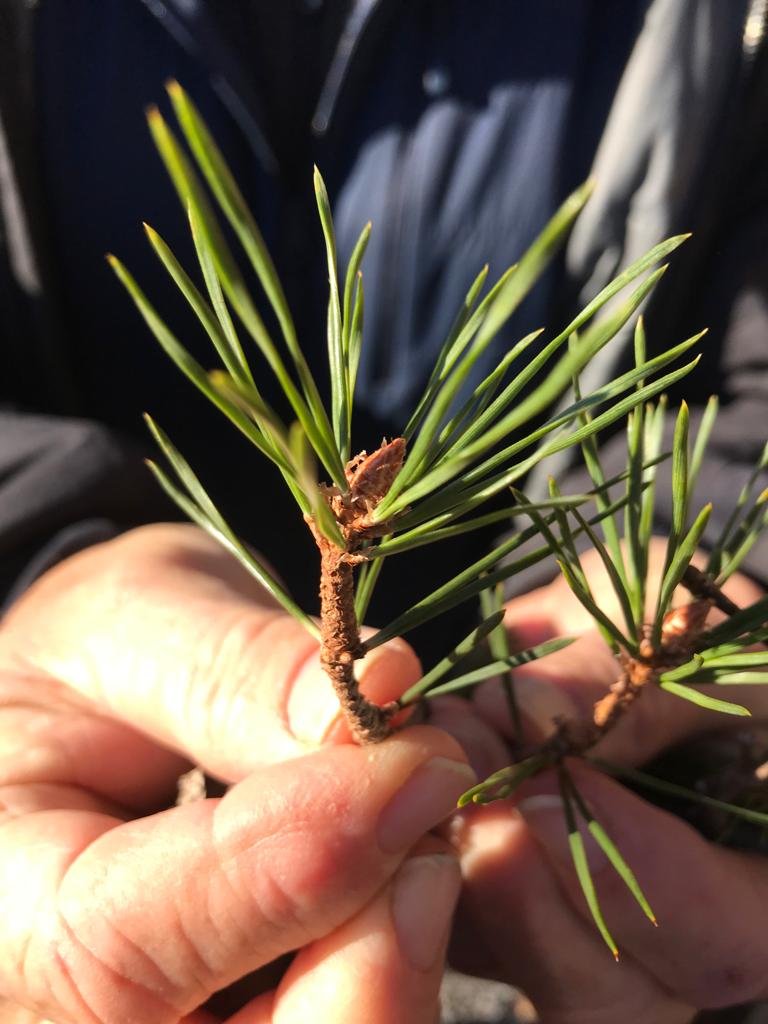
231,837 -> 459,1024
504,544 -> 763,639
491,558 -> 768,761
0,680 -> 192,811
474,627 -> 615,742
0,525 -> 421,790
517,763 -> 768,1011
503,572 -> 600,639
0,727 -> 474,1024
475,624 -> 768,766
450,803 -> 694,1024
427,695 -> 513,779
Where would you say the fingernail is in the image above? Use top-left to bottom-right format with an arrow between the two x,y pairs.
392,853 -> 461,972
287,654 -> 341,744
517,794 -> 607,872
377,757 -> 477,853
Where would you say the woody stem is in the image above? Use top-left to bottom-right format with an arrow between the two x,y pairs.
317,534 -> 395,744
544,598 -> 716,761
543,661 -> 651,760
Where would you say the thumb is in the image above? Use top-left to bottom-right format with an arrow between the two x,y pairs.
0,524 -> 421,781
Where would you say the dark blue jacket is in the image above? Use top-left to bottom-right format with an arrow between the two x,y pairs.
1,0 -> 767,642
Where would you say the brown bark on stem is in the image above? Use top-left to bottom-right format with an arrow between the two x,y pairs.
545,598 -> 716,761
308,437 -> 407,745
315,531 -> 395,744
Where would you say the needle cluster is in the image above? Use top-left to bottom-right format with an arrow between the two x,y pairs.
112,81 -> 768,956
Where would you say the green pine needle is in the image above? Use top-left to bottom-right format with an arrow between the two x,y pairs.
403,262 -> 494,441
587,820 -> 657,926
568,830 -> 619,959
163,81 -> 345,487
144,416 -> 318,637
698,595 -> 768,648
398,610 -> 505,705
409,636 -> 574,702
594,759 -> 768,831
107,255 -> 292,475
314,166 -> 349,460
688,395 -> 719,494
658,679 -> 751,716
564,772 -> 657,927
652,503 -> 712,643
559,772 -> 619,959
364,491 -> 637,651
457,754 -> 550,807
480,582 -> 522,742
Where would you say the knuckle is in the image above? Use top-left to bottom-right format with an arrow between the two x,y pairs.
249,840 -> 314,937
52,865 -> 189,1024
218,821 -> 325,951
685,956 -> 768,1009
188,610 -> 278,734
210,778 -> 353,954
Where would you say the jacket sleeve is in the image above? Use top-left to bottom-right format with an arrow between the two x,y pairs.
506,135 -> 768,600
649,263 -> 768,584
555,184 -> 768,591
0,411 -> 173,610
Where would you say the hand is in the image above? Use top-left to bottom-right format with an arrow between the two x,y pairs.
0,524 -> 475,1023
441,543 -> 768,1024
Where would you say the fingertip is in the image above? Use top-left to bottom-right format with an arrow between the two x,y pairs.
357,636 -> 423,705
288,636 -> 422,748
391,849 -> 462,972
267,844 -> 460,1022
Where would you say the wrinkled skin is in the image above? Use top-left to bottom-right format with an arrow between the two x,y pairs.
1,527 -> 767,1023
0,524 -> 470,1024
